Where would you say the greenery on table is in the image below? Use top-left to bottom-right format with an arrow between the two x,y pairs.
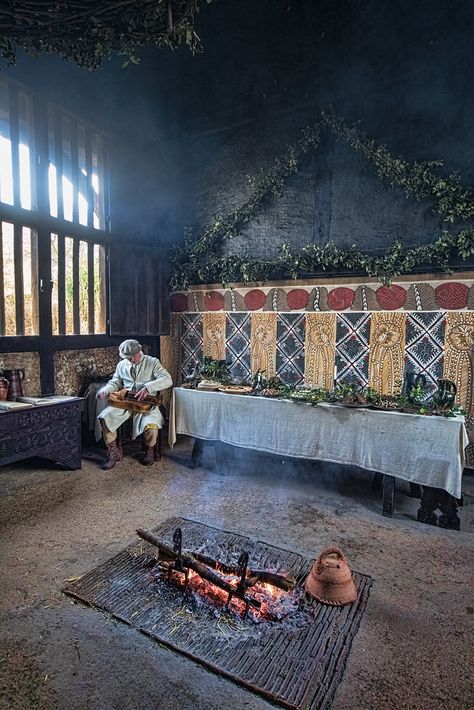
0,0 -> 213,69
199,356 -> 231,384
170,110 -> 474,290
289,387 -> 330,405
407,380 -> 428,406
190,363 -> 462,418
443,404 -> 466,418
251,380 -> 461,417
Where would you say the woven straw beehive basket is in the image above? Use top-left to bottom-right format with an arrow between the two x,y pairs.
305,546 -> 358,606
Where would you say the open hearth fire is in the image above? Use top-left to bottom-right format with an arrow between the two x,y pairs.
64,518 -> 371,710
136,527 -> 299,622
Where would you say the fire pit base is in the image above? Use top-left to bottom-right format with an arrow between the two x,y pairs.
63,517 -> 372,710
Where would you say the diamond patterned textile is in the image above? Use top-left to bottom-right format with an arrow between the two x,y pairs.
405,312 -> 445,395
335,313 -> 371,387
276,314 -> 305,386
180,314 -> 203,380
226,313 -> 251,383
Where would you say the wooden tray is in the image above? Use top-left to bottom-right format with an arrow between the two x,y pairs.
370,404 -> 402,412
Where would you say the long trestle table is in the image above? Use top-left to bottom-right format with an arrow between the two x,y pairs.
169,387 -> 468,529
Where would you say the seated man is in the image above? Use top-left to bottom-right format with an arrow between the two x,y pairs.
97,339 -> 172,470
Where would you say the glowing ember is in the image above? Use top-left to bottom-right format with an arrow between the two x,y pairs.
161,565 -> 299,622
137,526 -> 299,623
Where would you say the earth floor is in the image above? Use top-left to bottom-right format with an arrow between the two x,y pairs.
0,433 -> 473,710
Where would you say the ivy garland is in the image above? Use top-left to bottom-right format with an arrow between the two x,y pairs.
170,111 -> 474,290
0,1 -> 211,69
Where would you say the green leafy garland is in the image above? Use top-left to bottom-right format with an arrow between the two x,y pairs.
170,111 -> 474,290
0,1 -> 212,69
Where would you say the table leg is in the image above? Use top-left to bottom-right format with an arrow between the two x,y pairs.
416,487 -> 439,526
417,486 -> 460,530
371,472 -> 383,492
382,475 -> 395,517
438,490 -> 460,531
215,442 -> 234,475
191,438 -> 204,469
409,482 -> 423,498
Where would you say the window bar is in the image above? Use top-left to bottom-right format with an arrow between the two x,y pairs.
103,140 -> 111,231
84,128 -> 94,228
88,241 -> 95,333
96,244 -> 106,333
27,97 -> 37,212
94,133 -> 105,230
57,233 -> 66,335
54,110 -> 64,220
33,96 -> 50,216
8,84 -> 21,208
72,237 -> 80,333
13,222 -> 24,335
70,119 -> 79,224
0,223 -> 5,336
29,228 -> 39,336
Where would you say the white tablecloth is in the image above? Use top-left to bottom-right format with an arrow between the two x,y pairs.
169,388 -> 469,498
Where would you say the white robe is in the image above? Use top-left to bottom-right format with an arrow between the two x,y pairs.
97,354 -> 172,439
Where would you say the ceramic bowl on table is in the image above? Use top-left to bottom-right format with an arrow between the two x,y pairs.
217,385 -> 253,395
197,380 -> 221,391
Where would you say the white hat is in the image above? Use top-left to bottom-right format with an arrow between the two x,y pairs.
119,339 -> 142,359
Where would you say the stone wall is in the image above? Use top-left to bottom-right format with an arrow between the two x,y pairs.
174,0 -> 474,261
0,353 -> 40,396
54,348 -> 119,396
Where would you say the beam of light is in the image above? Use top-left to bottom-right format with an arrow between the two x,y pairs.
0,135 -> 14,205
78,191 -> 88,225
48,163 -> 58,217
19,143 -> 31,209
0,138 -> 33,209
62,174 -> 73,222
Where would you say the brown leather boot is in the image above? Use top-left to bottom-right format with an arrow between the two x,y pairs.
101,442 -> 122,471
142,446 -> 155,467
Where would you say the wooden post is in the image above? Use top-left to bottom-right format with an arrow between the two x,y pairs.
382,475 -> 395,517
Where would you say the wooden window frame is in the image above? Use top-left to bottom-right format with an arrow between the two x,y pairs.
0,77 -> 166,395
0,79 -> 134,394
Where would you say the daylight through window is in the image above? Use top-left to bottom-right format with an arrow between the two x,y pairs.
0,76 -> 109,337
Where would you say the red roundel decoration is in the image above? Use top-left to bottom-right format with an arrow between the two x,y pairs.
376,284 -> 406,310
244,289 -> 266,310
286,288 -> 309,310
327,287 -> 355,311
204,291 -> 224,311
170,292 -> 188,312
435,282 -> 469,310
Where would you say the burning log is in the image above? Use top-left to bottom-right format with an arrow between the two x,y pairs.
245,571 -> 295,591
136,528 -> 262,611
192,552 -> 295,591
136,529 -> 296,591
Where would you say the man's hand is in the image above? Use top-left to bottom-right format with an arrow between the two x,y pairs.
135,386 -> 149,401
97,390 -> 107,400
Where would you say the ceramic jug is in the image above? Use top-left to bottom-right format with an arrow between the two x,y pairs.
305,546 -> 357,606
0,377 -> 9,401
3,368 -> 25,401
433,379 -> 457,412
